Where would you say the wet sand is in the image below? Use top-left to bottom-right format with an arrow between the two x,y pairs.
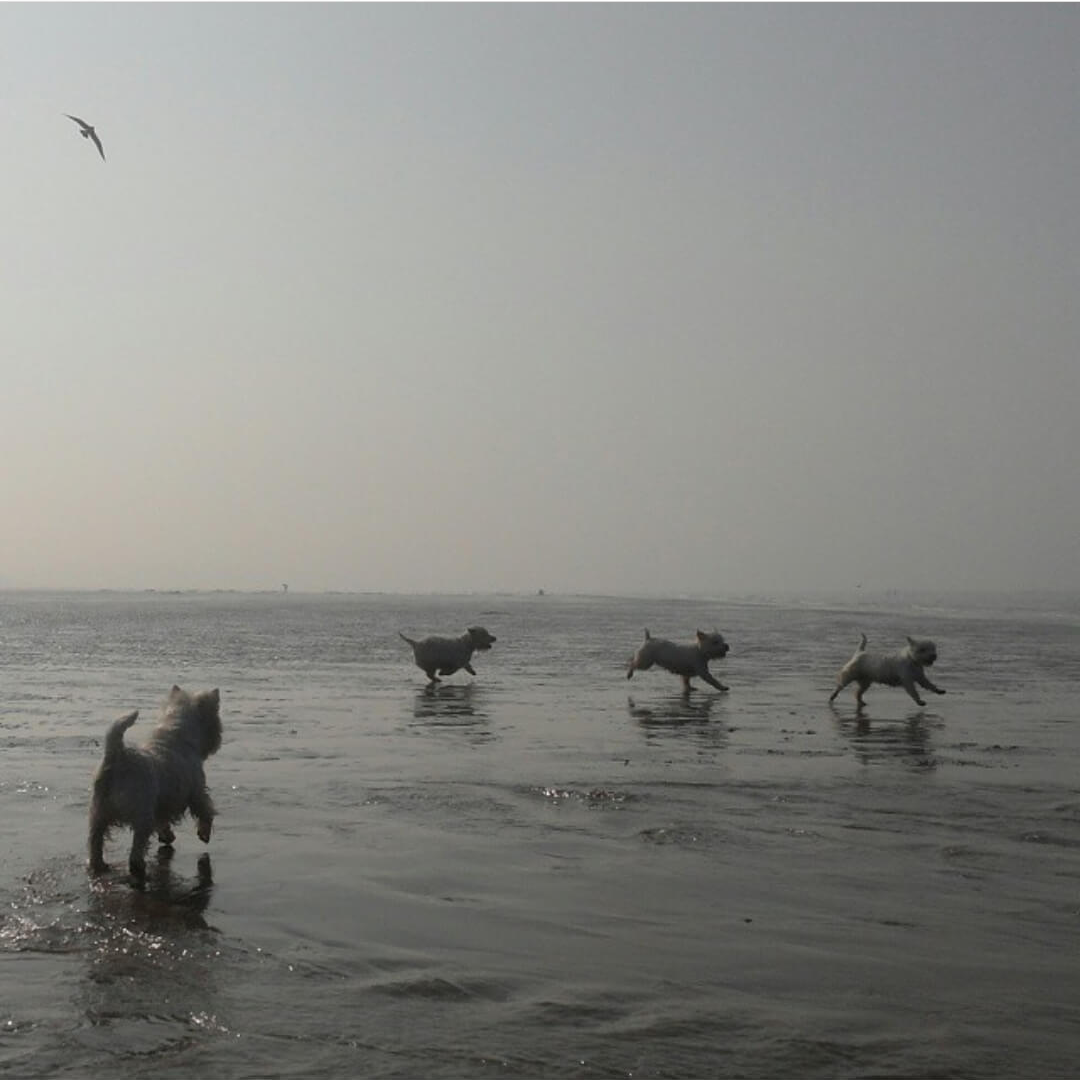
2,591 -> 1079,1077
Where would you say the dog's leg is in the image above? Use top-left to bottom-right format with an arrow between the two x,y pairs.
900,676 -> 927,707
680,673 -> 692,695
128,820 -> 154,881
700,669 -> 729,692
829,668 -> 853,703
463,662 -> 476,676
190,787 -> 216,844
854,681 -> 871,710
88,818 -> 110,874
916,670 -> 946,696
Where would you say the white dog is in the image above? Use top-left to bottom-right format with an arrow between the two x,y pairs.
88,686 -> 223,881
399,626 -> 496,685
626,629 -> 730,693
829,634 -> 946,708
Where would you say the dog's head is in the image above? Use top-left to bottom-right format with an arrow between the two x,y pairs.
905,637 -> 938,667
169,685 -> 223,758
696,630 -> 729,660
466,626 -> 496,651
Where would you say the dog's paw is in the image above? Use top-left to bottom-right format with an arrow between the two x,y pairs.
197,820 -> 213,843
936,688 -> 947,695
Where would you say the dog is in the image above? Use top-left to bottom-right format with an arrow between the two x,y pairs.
88,685 -> 223,881
626,629 -> 730,693
399,626 -> 496,684
828,634 -> 946,708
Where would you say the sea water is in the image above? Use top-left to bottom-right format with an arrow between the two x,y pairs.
1,589 -> 1078,1078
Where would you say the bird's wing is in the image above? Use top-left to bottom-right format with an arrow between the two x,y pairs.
64,113 -> 88,128
90,130 -> 106,161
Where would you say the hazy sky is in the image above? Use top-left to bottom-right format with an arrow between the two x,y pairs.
2,5 -> 1077,595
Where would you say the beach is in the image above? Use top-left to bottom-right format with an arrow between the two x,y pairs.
2,590 -> 1078,1078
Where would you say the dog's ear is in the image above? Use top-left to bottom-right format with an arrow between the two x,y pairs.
906,636 -> 916,647
169,684 -> 183,698
696,630 -> 708,643
209,688 -> 220,705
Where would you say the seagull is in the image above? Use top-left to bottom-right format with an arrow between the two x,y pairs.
64,113 -> 106,161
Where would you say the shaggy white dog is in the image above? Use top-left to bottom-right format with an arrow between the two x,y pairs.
626,629 -> 730,693
88,686 -> 223,881
829,634 -> 946,709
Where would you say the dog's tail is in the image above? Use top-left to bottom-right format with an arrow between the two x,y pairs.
399,631 -> 416,647
102,710 -> 139,764
643,628 -> 651,641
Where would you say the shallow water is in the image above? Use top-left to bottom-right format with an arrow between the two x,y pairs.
2,590 -> 1079,1078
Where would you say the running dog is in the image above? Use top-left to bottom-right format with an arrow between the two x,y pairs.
626,629 -> 730,693
829,634 -> 946,708
399,626 -> 496,685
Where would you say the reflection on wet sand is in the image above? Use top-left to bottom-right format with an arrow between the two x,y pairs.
628,694 -> 727,748
628,693 -> 718,723
830,705 -> 940,767
1,848 -> 215,958
0,848 -> 228,1069
81,849 -> 226,1044
89,847 -> 215,929
413,682 -> 479,718
410,683 -> 493,742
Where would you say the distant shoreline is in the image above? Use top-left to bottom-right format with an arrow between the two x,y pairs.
2,585 -> 1077,618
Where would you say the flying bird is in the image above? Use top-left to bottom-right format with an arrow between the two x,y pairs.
64,113 -> 105,161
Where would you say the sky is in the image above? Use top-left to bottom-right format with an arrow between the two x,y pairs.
1,4 -> 1078,596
